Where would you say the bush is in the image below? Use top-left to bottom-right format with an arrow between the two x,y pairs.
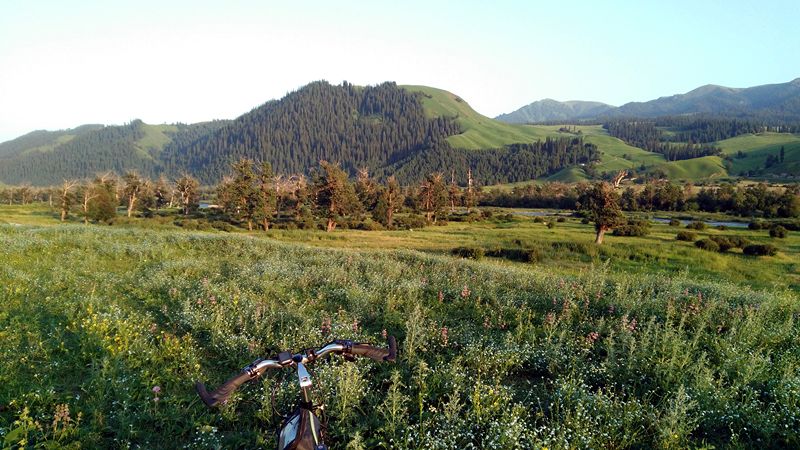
452,246 -> 484,260
668,219 -> 681,227
769,225 -> 788,238
547,221 -> 555,229
749,221 -> 767,230
686,221 -> 707,230
716,225 -> 727,231
581,218 -> 590,224
556,217 -> 566,223
726,235 -> 750,248
613,219 -> 651,237
676,231 -> 697,241
211,221 -> 233,232
743,244 -> 778,256
708,236 -> 734,252
695,239 -> 720,252
395,214 -> 427,230
486,247 -> 541,263
533,217 -> 544,223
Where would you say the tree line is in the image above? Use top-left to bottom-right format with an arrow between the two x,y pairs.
482,181 -> 800,218
603,120 -> 723,161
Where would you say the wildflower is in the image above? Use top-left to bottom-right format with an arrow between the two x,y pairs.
352,318 -> 360,333
440,327 -> 449,346
437,290 -> 444,303
483,316 -> 490,329
545,312 -> 556,326
149,323 -> 157,333
152,385 -> 161,403
381,329 -> 387,339
461,285 -> 471,298
320,317 -> 332,335
586,331 -> 600,344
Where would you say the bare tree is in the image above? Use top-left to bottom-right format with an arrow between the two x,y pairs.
59,180 -> 79,222
174,174 -> 199,216
122,171 -> 143,218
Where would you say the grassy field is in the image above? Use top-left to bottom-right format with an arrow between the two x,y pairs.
405,85 -> 556,150
1,204 -> 799,449
134,124 -> 179,160
717,132 -> 800,176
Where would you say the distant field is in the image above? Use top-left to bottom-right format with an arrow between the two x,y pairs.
135,124 -> 178,160
717,132 -> 800,176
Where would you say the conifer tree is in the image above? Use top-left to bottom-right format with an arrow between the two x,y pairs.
313,161 -> 359,232
256,162 -> 277,230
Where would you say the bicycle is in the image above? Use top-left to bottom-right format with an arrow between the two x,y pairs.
196,336 -> 397,450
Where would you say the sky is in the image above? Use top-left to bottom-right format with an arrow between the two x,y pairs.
1,0 -> 799,142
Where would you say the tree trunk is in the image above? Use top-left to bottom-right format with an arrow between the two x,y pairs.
127,194 -> 136,218
326,218 -> 336,232
247,220 -> 253,231
263,218 -> 269,231
595,227 -> 607,244
61,208 -> 67,222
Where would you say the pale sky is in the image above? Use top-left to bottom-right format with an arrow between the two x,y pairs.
1,0 -> 799,142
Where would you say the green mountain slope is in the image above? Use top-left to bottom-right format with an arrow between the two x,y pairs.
717,132 -> 800,176
403,85 -> 554,149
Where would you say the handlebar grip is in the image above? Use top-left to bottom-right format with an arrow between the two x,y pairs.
195,370 -> 253,407
351,336 -> 397,362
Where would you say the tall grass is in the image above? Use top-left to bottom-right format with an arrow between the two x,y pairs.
0,225 -> 798,448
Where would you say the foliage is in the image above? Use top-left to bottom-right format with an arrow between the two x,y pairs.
770,225 -> 788,238
743,243 -> 779,256
686,221 -> 707,230
451,246 -> 485,260
676,231 -> 697,241
694,238 -> 720,252
612,219 -> 651,237
0,225 -> 798,448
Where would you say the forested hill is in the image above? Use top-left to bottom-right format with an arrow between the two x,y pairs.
159,81 -> 462,183
0,81 -> 599,186
0,120 -> 229,185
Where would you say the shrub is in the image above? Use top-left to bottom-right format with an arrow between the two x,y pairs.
669,219 -> 681,227
395,214 -> 427,230
486,247 -> 541,263
716,225 -> 727,231
547,221 -> 555,229
211,221 -> 233,232
743,244 -> 778,256
676,231 -> 696,241
695,239 -> 720,252
452,246 -> 484,260
749,221 -> 767,230
581,218 -> 590,224
726,236 -> 750,248
769,225 -> 788,238
708,236 -> 733,252
686,221 -> 707,230
613,219 -> 651,237
533,217 -> 544,223
557,217 -> 566,223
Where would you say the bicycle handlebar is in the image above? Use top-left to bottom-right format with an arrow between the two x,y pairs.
196,336 -> 397,407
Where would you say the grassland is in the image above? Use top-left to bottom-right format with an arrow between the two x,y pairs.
717,132 -> 800,176
405,85 -> 557,150
1,204 -> 799,448
404,90 -> 800,183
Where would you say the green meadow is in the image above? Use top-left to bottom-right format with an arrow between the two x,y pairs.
1,203 -> 799,448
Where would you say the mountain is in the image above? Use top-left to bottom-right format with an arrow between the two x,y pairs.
0,125 -> 103,160
497,78 -> 800,123
495,99 -> 614,124
0,120 -> 229,185
0,82 -> 598,186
